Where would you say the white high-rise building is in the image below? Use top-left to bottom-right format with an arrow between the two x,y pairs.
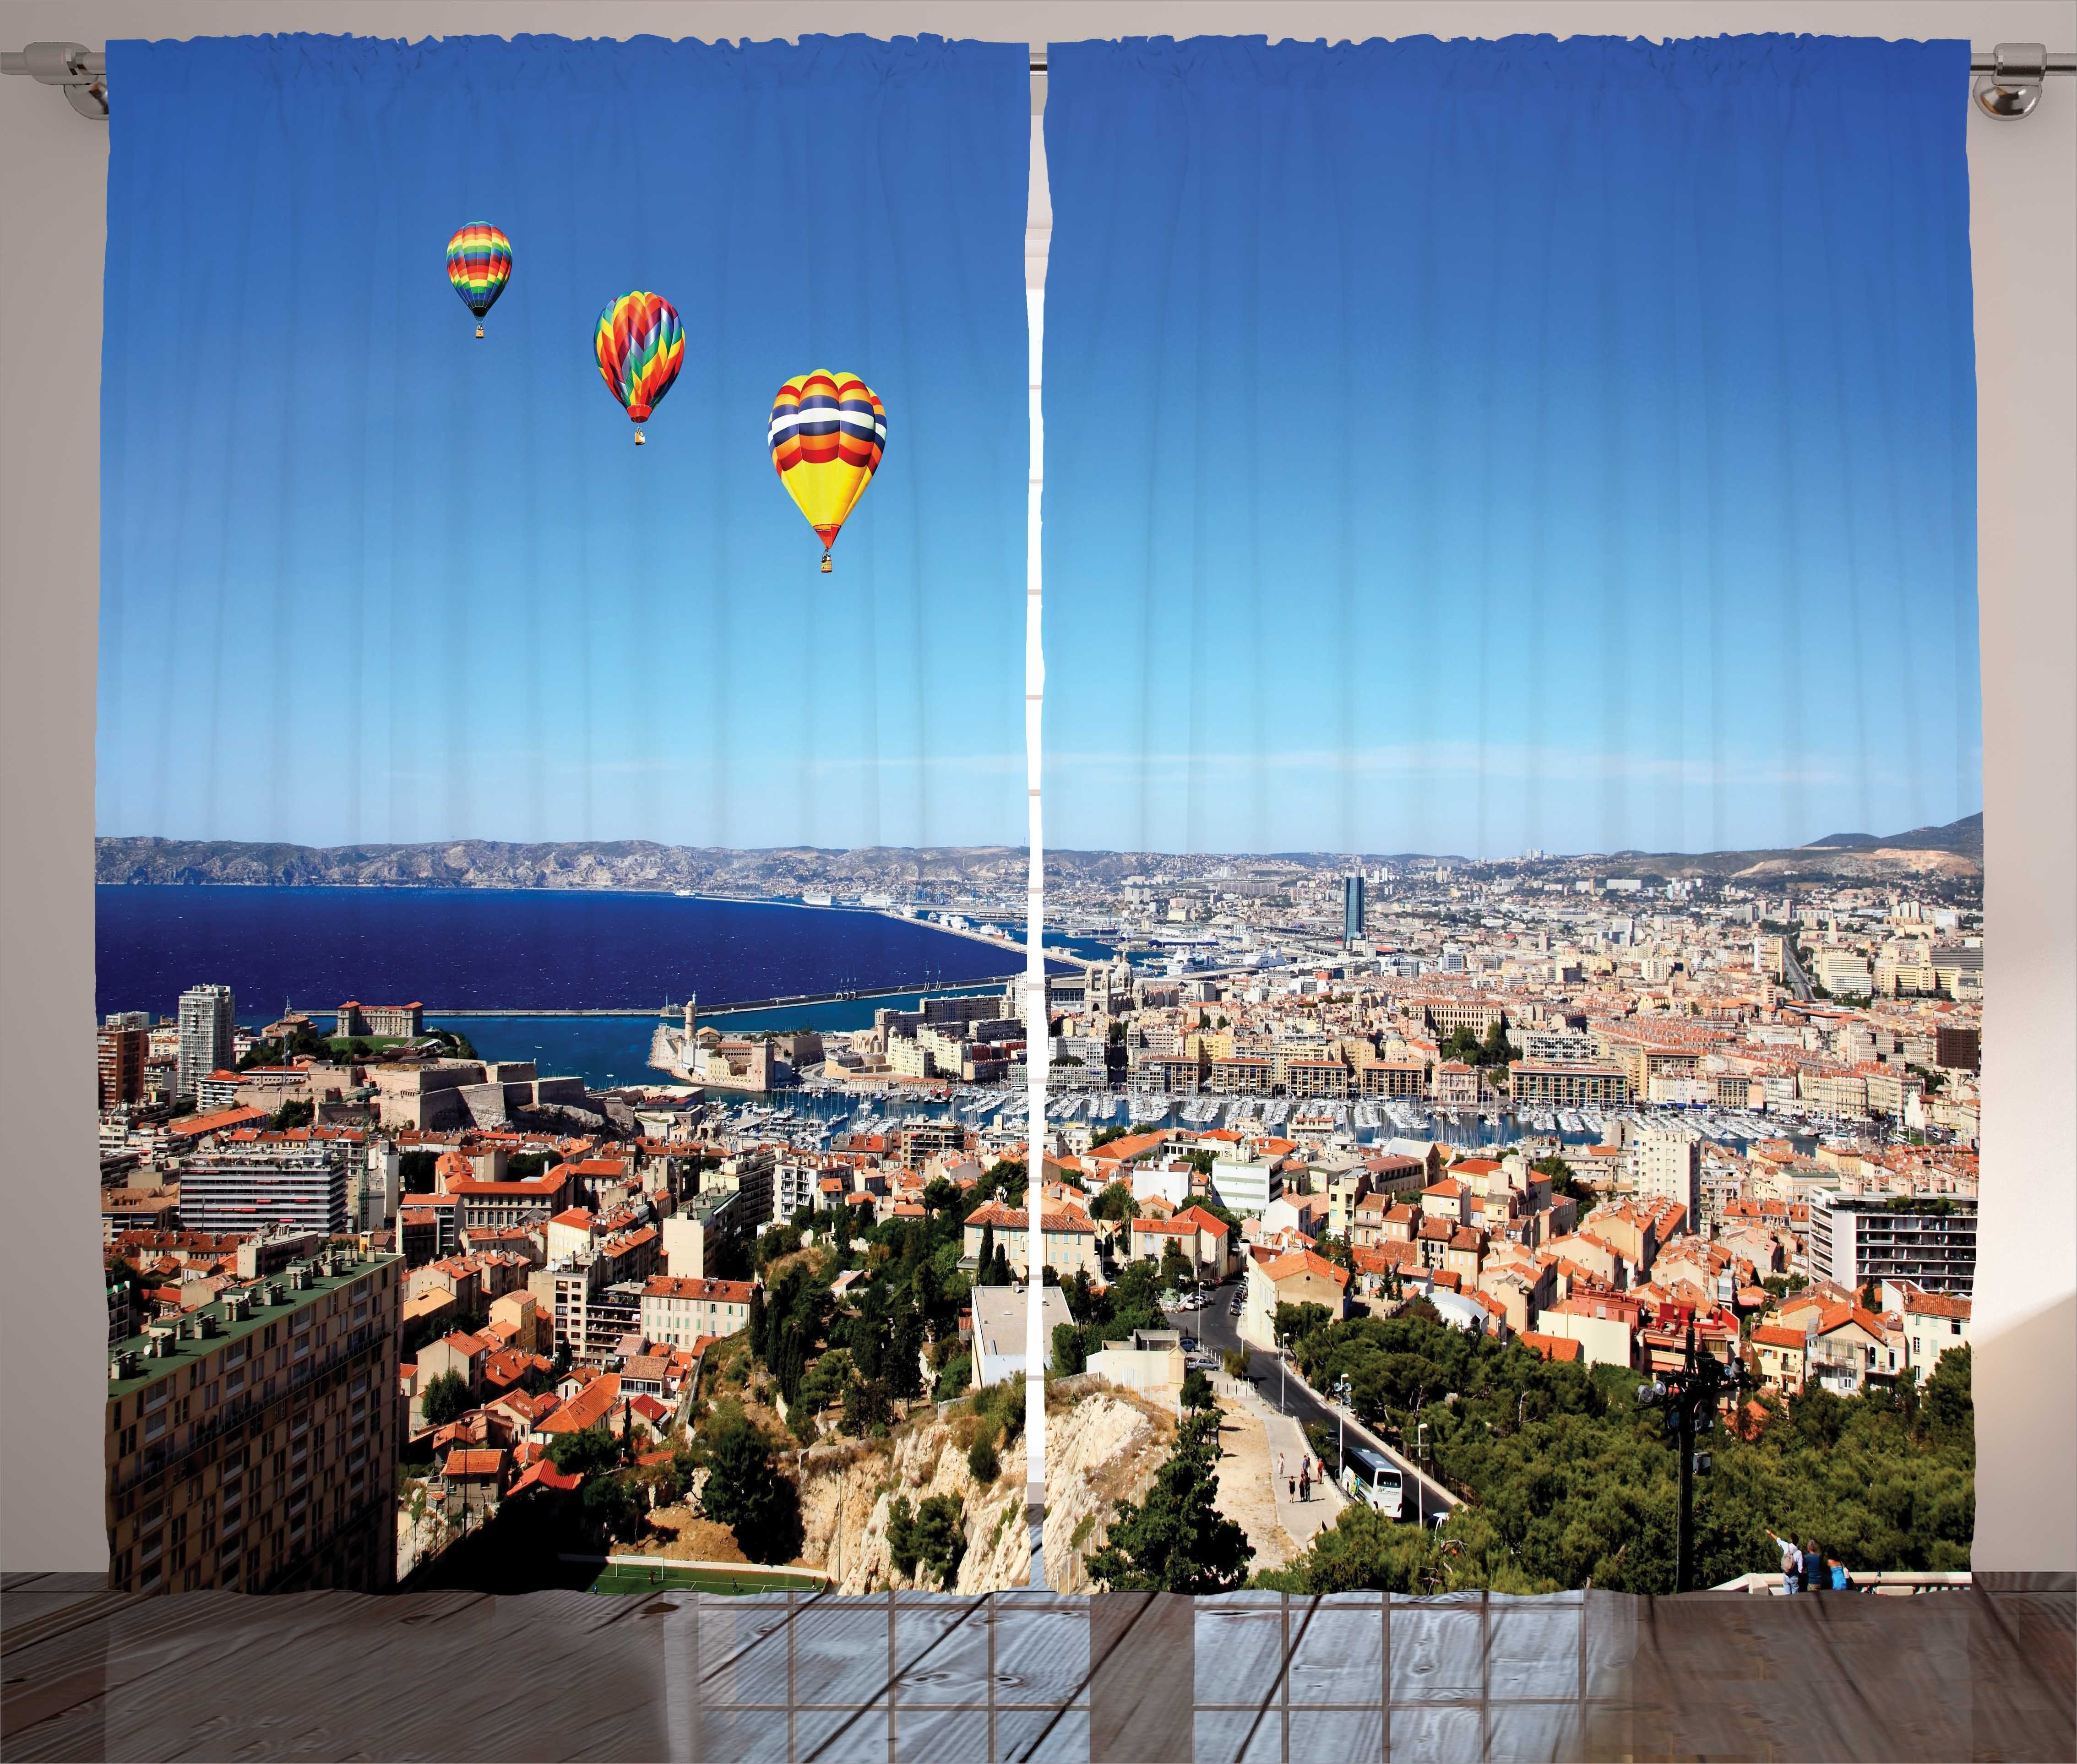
1631,1126 -> 1702,1227
176,983 -> 236,1100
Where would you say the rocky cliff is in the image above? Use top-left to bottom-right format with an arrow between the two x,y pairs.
795,1382 -> 1175,1595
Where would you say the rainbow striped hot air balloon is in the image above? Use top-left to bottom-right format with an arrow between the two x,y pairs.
445,224 -> 512,338
768,372 -> 887,571
594,293 -> 685,445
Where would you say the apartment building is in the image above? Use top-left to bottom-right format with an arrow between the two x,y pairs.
175,984 -> 236,1100
1809,1191 -> 1976,1294
104,1247 -> 402,1596
640,1275 -> 756,1350
98,1020 -> 149,1109
176,1149 -> 349,1237
1507,1060 -> 1634,1108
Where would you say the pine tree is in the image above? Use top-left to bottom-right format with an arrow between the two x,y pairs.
1085,1410 -> 1252,1594
747,1286 -> 768,1362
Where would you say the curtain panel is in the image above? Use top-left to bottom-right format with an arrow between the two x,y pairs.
1038,34 -> 1983,1601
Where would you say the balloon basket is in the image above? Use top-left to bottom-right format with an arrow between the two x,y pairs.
474,324 -> 485,338
634,430 -> 646,446
820,551 -> 833,574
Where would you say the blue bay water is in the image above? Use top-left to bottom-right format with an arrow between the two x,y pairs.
96,887 -> 1066,1085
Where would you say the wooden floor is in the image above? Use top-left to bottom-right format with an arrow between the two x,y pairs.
2,1571 -> 2069,1761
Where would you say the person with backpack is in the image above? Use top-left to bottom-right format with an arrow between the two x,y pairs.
1769,1531 -> 1803,1594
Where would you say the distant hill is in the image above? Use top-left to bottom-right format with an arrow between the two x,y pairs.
1802,813 -> 1982,861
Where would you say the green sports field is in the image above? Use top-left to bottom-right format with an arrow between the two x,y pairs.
589,1562 -> 825,1596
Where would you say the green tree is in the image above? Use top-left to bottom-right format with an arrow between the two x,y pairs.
985,1158 -> 1029,1208
419,1370 -> 473,1428
1532,1154 -> 1588,1206
1922,1344 -> 1973,1448
581,1472 -> 643,1543
700,1416 -> 803,1563
886,1305 -> 928,1403
842,1377 -> 894,1437
546,1425 -> 622,1480
967,1434 -> 1002,1483
887,1493 -> 968,1588
399,1150 -> 440,1195
1158,1240 -> 1196,1296
755,1224 -> 803,1273
1254,1503 -> 1456,1595
1273,1301 -> 1332,1348
1085,1411 -> 1253,1594
1090,1181 -> 1138,1223
1180,1368 -> 1215,1411
1053,1320 -> 1088,1376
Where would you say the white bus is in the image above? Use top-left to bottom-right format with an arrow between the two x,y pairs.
1340,1445 -> 1404,1520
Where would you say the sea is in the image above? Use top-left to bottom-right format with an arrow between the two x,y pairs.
96,886 -> 1080,1088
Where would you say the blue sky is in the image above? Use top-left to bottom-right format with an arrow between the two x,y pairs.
98,34 -> 1029,853
1040,35 -> 1982,858
99,33 -> 1984,864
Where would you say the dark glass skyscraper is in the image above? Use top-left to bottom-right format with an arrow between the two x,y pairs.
1343,872 -> 1365,946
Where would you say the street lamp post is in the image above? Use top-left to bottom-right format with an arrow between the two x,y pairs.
1636,1319 -> 1745,1592
1414,1421 -> 1428,1531
1330,1374 -> 1352,1497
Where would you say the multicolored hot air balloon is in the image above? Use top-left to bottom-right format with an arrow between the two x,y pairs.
445,224 -> 512,338
593,293 -> 685,445
768,372 -> 887,571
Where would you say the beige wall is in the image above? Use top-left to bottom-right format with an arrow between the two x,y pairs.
4,0 -> 2070,1574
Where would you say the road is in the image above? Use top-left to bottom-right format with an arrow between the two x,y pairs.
1180,1282 -> 1460,1525
1778,937 -> 1816,1003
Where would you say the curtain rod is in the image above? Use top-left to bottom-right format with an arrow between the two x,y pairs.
8,41 -> 2074,123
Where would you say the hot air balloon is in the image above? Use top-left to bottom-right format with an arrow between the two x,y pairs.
445,224 -> 512,338
768,371 -> 887,570
594,293 -> 684,444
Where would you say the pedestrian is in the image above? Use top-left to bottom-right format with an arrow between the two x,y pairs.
1804,1541 -> 1825,1594
1299,1465 -> 1310,1502
1828,1555 -> 1851,1591
1277,1451 -> 1286,1484
1769,1532 -> 1802,1595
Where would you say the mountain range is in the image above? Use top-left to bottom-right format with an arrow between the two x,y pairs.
94,813 -> 1983,890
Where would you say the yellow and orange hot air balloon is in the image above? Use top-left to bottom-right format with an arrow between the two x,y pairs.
767,371 -> 886,570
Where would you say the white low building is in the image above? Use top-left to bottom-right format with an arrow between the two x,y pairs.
1085,1329 -> 1186,1410
969,1284 -> 1075,1388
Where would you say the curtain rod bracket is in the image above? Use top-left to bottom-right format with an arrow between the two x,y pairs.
1974,43 -> 2061,119
0,42 -> 107,119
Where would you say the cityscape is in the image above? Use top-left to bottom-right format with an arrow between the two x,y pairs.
95,816 -> 1980,1601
